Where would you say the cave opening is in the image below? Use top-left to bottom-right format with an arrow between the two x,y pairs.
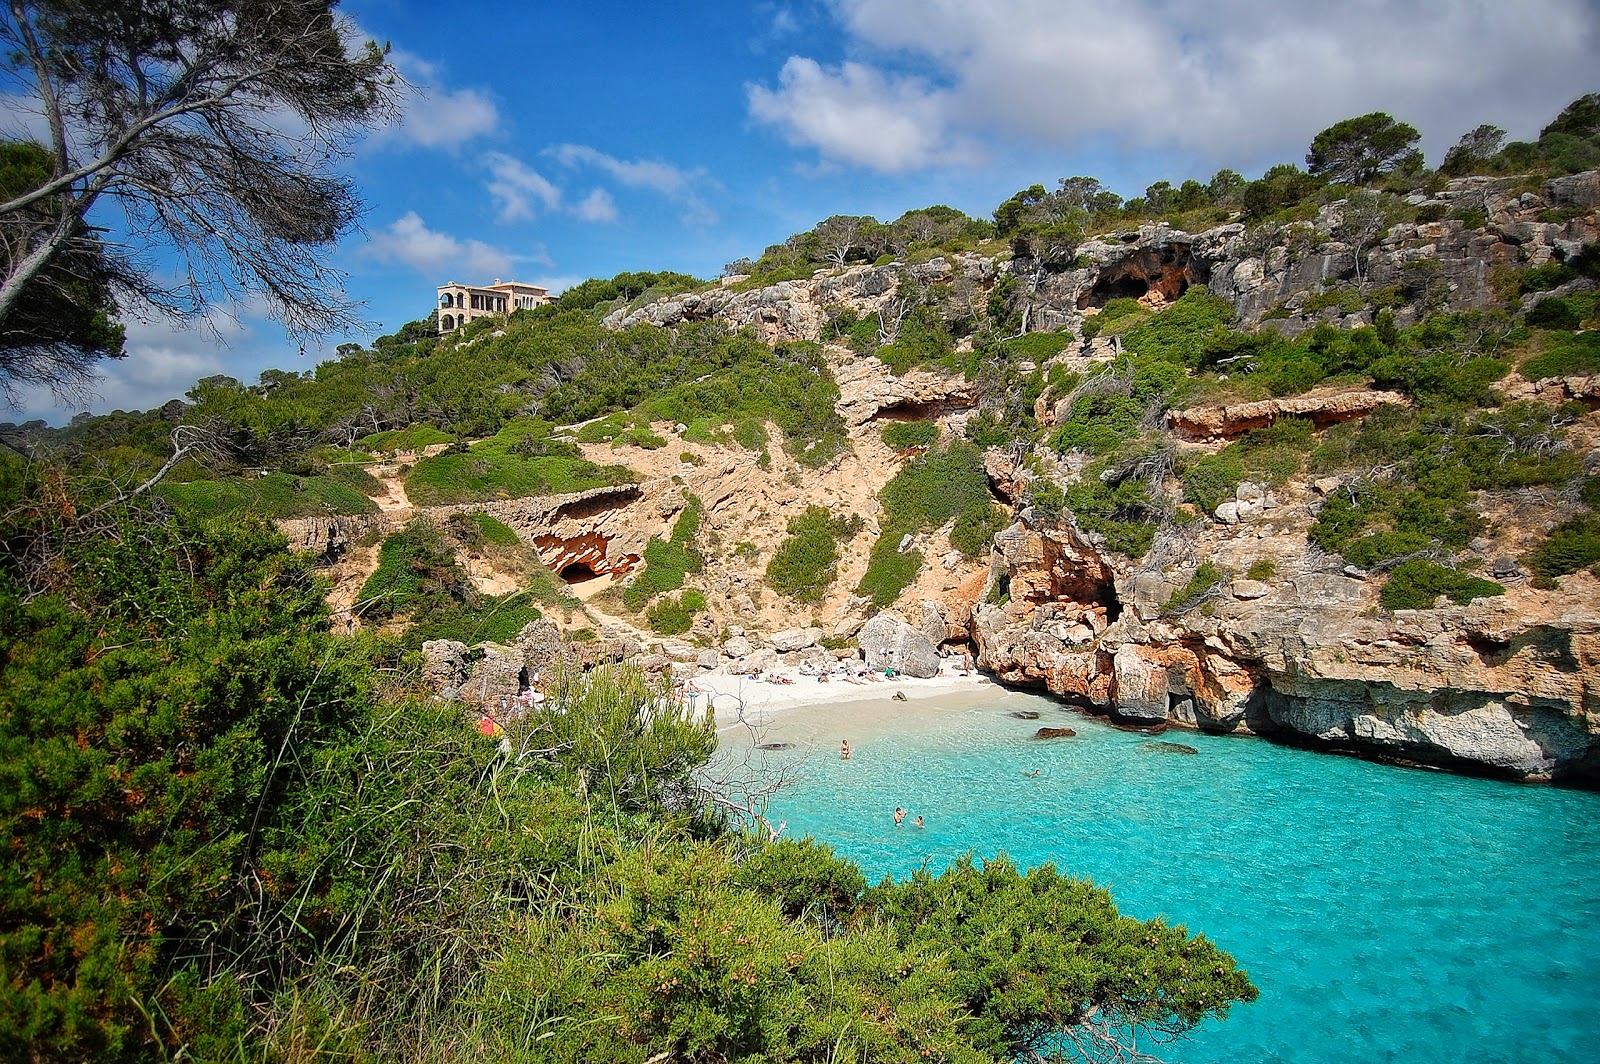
560,562 -> 601,584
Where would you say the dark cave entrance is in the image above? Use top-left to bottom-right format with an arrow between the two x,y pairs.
560,562 -> 600,584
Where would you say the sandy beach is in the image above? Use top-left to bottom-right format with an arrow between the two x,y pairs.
688,663 -> 1000,736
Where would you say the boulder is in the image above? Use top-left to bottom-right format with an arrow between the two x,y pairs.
696,649 -> 721,670
723,635 -> 755,659
421,639 -> 471,698
857,611 -> 942,678
1033,726 -> 1077,739
1232,579 -> 1271,600
768,626 -> 821,653
1111,645 -> 1170,723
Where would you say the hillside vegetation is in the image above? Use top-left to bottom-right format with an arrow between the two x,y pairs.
3,93 -> 1599,1059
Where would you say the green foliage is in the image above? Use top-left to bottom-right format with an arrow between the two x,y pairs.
880,419 -> 941,450
1163,561 -> 1229,615
404,419 -> 637,506
864,855 -> 1258,1061
1182,451 -> 1244,514
1306,112 -> 1422,184
765,506 -> 864,604
1526,294 -> 1586,331
1380,560 -> 1504,610
1062,471 -> 1159,558
645,589 -> 707,634
158,471 -> 378,519
359,520 -> 465,620
857,435 -> 999,600
1523,330 -> 1600,379
1525,514 -> 1600,578
1519,262 -> 1579,292
855,534 -> 925,609
556,270 -> 704,313
1246,558 -> 1278,581
359,425 -> 455,452
1119,288 -> 1236,366
0,508 -> 377,1060
624,498 -> 704,610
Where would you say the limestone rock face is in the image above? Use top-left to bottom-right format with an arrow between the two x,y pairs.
768,626 -> 822,653
857,611 -> 942,678
1168,389 -> 1409,441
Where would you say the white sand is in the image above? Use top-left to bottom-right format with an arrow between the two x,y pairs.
684,664 -> 998,736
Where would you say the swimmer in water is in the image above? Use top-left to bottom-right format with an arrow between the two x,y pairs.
913,815 -> 925,828
894,807 -> 906,826
840,739 -> 852,760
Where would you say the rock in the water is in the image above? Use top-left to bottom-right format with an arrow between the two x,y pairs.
1011,710 -> 1042,720
856,611 -> 941,678
1033,726 -> 1078,739
1140,740 -> 1199,755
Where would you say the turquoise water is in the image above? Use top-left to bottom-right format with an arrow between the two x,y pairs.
743,688 -> 1600,1063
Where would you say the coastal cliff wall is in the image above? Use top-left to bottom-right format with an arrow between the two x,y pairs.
391,170 -> 1600,783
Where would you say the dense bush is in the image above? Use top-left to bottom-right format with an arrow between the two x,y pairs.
623,497 -> 704,610
158,470 -> 378,519
765,506 -> 864,604
1524,514 -> 1600,578
880,419 -> 940,450
1380,560 -> 1504,610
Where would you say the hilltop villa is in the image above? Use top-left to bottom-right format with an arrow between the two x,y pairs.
436,279 -> 552,332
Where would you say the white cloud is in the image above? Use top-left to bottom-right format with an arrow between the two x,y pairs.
549,144 -> 720,225
2,305 -> 277,422
485,152 -> 562,221
371,44 -> 500,150
747,57 -> 961,171
365,211 -> 513,278
573,188 -> 619,223
749,0 -> 1600,172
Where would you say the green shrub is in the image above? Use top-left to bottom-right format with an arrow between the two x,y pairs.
1525,514 -> 1600,577
623,497 -> 704,610
950,503 -> 1008,557
1182,453 -> 1244,514
1162,561 -> 1228,615
645,590 -> 705,634
766,506 -> 864,603
1521,331 -> 1600,379
1526,296 -> 1582,330
158,472 -> 378,519
358,425 -> 455,452
1380,560 -> 1504,610
1120,289 -> 1236,366
1246,559 -> 1277,581
855,531 -> 924,608
1520,262 -> 1578,292
880,420 -> 940,450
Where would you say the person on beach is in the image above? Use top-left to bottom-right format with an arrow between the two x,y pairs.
840,739 -> 851,760
894,807 -> 906,826
913,815 -> 925,828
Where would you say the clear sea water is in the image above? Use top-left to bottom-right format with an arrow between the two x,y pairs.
732,686 -> 1600,1063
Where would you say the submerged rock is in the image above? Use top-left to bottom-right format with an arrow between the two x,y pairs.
1033,726 -> 1078,739
1140,740 -> 1200,755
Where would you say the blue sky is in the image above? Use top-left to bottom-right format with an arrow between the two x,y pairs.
9,0 -> 1600,423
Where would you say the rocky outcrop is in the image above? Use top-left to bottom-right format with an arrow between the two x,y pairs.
857,611 -> 942,678
834,358 -> 979,427
1168,389 -> 1409,441
973,511 -> 1600,782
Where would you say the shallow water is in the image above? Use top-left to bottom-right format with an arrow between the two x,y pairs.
734,687 -> 1600,1063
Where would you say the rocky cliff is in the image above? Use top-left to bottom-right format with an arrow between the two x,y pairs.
378,171 -> 1600,784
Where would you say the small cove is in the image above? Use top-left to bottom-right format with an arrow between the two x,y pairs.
731,686 -> 1600,1063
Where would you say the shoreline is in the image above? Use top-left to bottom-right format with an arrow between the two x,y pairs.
689,664 -> 999,735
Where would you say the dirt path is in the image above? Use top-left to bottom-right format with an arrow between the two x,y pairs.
368,461 -> 414,515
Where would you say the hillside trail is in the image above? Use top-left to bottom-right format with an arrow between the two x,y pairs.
368,460 -> 414,515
